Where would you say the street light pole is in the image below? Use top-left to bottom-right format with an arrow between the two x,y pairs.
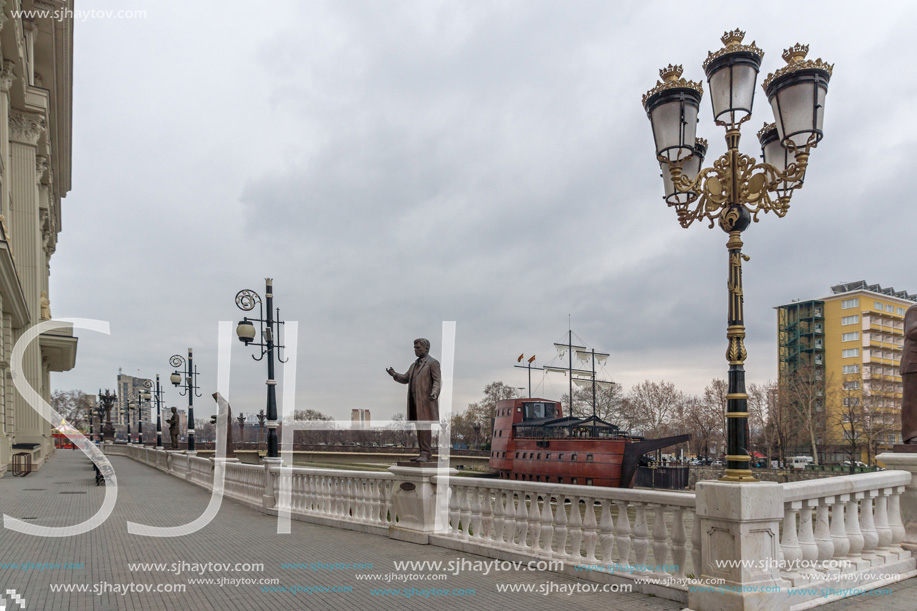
152,375 -> 164,449
170,350 -> 201,452
235,278 -> 287,460
642,30 -> 833,483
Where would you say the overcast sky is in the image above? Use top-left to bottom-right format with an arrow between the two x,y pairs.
50,0 -> 917,423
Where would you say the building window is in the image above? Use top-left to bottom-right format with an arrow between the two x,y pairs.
572,478 -> 578,485
545,453 -> 551,460
887,304 -> 895,313
842,298 -> 859,309
875,301 -> 884,310
842,332 -> 859,342
571,453 -> 577,461
558,453 -> 564,460
536,453 -> 541,460
888,433 -> 898,443
843,365 -> 860,374
898,307 -> 906,316
586,478 -> 593,486
842,348 -> 860,358
586,454 -> 594,462
843,397 -> 860,407
842,315 -> 859,325
843,381 -> 860,390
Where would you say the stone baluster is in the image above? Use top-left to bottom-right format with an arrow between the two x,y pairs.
814,497 -> 835,564
888,486 -> 905,547
671,506 -> 687,579
481,488 -> 494,540
615,500 -> 631,567
652,504 -> 669,574
554,496 -> 569,560
540,494 -> 554,554
583,497 -> 598,563
370,479 -> 382,523
599,500 -> 614,566
530,494 -> 543,552
492,490 -> 505,543
382,481 -> 394,524
503,492 -> 517,545
516,492 -> 530,549
459,487 -> 473,539
845,495 -> 864,560
874,488 -> 892,552
830,495 -> 849,561
859,491 -> 879,558
781,501 -> 803,572
449,484 -> 461,536
632,503 -> 649,573
798,500 -> 819,565
691,511 -> 701,578
569,497 -> 584,562
470,487 -> 483,540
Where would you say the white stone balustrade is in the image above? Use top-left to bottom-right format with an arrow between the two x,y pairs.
430,476 -> 698,590
780,471 -> 911,583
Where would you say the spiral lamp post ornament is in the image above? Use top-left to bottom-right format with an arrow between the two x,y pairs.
169,350 -> 202,452
235,278 -> 287,460
642,29 -> 832,482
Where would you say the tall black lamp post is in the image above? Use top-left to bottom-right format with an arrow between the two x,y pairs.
234,278 -> 287,459
170,350 -> 201,452
149,376 -> 164,449
642,30 -> 832,482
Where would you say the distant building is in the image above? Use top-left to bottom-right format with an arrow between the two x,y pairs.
116,373 -> 153,427
351,409 -> 371,424
776,281 -> 916,462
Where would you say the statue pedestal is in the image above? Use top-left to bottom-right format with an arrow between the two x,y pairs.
387,465 -> 455,545
877,452 -> 917,549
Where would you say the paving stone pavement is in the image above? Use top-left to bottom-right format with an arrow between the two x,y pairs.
0,451 -> 681,611
1,451 -> 914,611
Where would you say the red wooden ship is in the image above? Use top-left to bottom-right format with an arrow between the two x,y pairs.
488,331 -> 689,488
489,398 -> 689,487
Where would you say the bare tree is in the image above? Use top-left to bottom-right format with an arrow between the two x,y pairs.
748,382 -> 774,464
835,372 -> 865,472
779,365 -> 831,465
51,390 -> 95,430
684,395 -> 720,460
625,380 -> 684,438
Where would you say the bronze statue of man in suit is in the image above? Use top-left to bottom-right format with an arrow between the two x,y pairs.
902,305 -> 917,443
387,338 -> 441,462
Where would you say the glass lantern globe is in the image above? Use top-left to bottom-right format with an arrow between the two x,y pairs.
763,44 -> 832,149
703,29 -> 763,127
643,64 -> 704,163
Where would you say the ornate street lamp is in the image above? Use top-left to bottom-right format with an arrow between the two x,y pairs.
257,409 -> 266,451
98,389 -> 117,442
142,378 -> 165,448
170,350 -> 201,452
234,278 -> 287,459
642,29 -> 832,482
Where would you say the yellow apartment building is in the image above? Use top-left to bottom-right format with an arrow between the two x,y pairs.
777,281 -> 915,464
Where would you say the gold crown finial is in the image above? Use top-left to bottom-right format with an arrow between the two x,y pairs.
721,29 -> 745,46
659,64 -> 683,82
782,43 -> 809,64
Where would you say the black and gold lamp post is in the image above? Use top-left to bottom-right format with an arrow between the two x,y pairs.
170,350 -> 201,452
98,389 -> 116,442
642,29 -> 832,482
234,278 -> 287,460
145,377 -> 164,449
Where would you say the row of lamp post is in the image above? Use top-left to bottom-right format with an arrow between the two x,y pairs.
642,29 -> 832,482
91,279 -> 286,458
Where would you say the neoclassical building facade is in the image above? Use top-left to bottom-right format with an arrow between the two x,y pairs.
0,1 -> 75,476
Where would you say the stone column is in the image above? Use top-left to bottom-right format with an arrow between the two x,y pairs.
8,110 -> 46,459
688,481 -> 788,611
